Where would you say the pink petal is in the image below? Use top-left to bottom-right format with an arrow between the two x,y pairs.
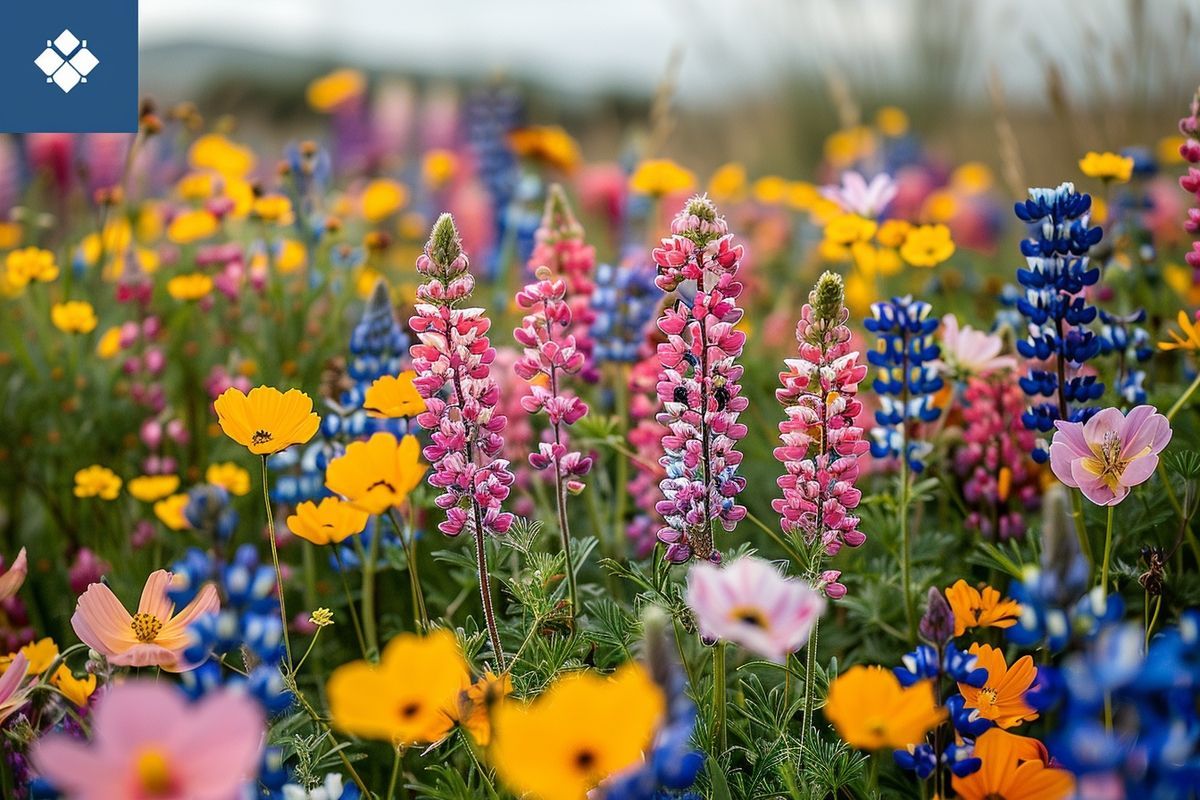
137,570 -> 176,619
1050,420 -> 1092,458
1121,407 -> 1171,459
170,691 -> 265,797
72,584 -> 137,656
1119,453 -> 1159,489
0,548 -> 28,602
31,736 -> 127,799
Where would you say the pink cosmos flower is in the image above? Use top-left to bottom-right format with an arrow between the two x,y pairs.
821,171 -> 897,218
685,556 -> 825,663
71,569 -> 220,672
32,681 -> 264,800
933,314 -> 1017,378
1049,405 -> 1172,506
0,547 -> 27,602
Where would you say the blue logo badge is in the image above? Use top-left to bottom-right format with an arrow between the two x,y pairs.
0,0 -> 138,133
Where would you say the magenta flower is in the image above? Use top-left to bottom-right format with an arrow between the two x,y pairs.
513,267 -> 593,614
685,556 -> 825,663
773,272 -> 869,582
653,195 -> 748,564
32,682 -> 263,800
1049,405 -> 1172,506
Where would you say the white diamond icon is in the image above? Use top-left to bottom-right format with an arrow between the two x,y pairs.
52,64 -> 81,93
70,48 -> 98,76
34,48 -> 64,76
53,30 -> 80,56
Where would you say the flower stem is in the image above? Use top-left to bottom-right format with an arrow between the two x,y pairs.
712,640 -> 727,753
260,456 -> 293,671
798,616 -> 820,764
388,745 -> 404,800
331,547 -> 369,661
390,509 -> 428,631
1167,370 -> 1200,421
472,502 -> 507,671
900,449 -> 916,643
1070,488 -> 1095,570
362,516 -> 379,659
1100,504 -> 1115,606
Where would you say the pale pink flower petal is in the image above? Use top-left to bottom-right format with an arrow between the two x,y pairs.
0,548 -> 28,602
1051,405 -> 1171,507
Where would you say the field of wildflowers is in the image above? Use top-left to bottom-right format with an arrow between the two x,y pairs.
4,57 -> 1200,800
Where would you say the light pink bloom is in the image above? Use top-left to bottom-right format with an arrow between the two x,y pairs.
934,314 -> 1016,378
1050,405 -> 1172,506
0,547 -> 27,602
71,569 -> 220,672
820,171 -> 897,218
0,652 -> 34,725
32,681 -> 264,800
685,556 -> 825,663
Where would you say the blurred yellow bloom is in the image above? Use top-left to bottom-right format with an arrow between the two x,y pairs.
154,493 -> 190,530
923,189 -> 959,223
1079,151 -> 1134,183
398,211 -> 428,241
324,432 -> 426,514
456,670 -> 512,746
136,204 -> 164,243
826,666 -> 946,750
307,68 -> 366,112
875,219 -> 912,249
74,465 -> 121,500
253,194 -> 293,224
0,222 -> 21,250
951,162 -> 994,194
167,273 -> 214,301
752,175 -> 789,205
1159,310 -> 1200,351
79,220 -> 132,266
491,664 -> 665,800
167,209 -> 220,245
52,301 -> 98,334
177,172 -> 215,200
214,386 -> 320,456
19,638 -> 58,674
852,242 -> 902,278
786,181 -> 819,212
843,272 -> 874,318
51,665 -> 96,707
875,106 -> 909,137
628,159 -> 696,197
900,224 -> 956,268
362,372 -> 425,418
275,239 -> 307,274
1158,135 -> 1187,167
127,475 -> 181,503
422,149 -> 458,188
328,630 -> 470,744
286,497 -> 370,545
808,197 -> 846,226
356,267 -> 384,299
824,213 -> 877,246
189,134 -> 256,179
508,126 -> 581,173
5,247 -> 59,287
361,179 -> 408,222
206,462 -> 251,496
824,125 -> 875,167
706,162 -> 747,203
96,326 -> 122,359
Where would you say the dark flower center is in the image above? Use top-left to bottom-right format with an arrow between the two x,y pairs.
573,748 -> 597,772
251,430 -> 273,445
399,702 -> 421,719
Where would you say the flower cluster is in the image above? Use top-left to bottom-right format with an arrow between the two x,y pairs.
653,195 -> 748,564
1097,309 -> 1153,406
1013,182 -> 1104,461
866,296 -> 943,471
409,214 -> 515,538
954,377 -> 1041,541
514,271 -> 592,491
1178,87 -> 1200,281
527,185 -> 599,381
773,272 -> 868,596
590,252 -> 660,364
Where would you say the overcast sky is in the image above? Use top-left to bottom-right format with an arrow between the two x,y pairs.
140,0 -> 1199,108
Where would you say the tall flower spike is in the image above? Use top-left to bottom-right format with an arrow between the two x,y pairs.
410,213 -> 513,667
773,272 -> 869,595
866,296 -> 943,472
527,184 -> 599,382
514,265 -> 593,616
653,195 -> 748,564
1013,182 -> 1105,462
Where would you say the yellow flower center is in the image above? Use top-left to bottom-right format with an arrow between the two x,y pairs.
1087,432 -> 1135,491
251,429 -> 274,446
134,747 -> 175,795
130,612 -> 163,643
977,687 -> 998,709
729,606 -> 769,629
